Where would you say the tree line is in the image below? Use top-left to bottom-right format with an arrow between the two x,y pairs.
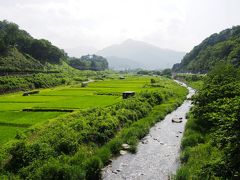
69,55 -> 108,71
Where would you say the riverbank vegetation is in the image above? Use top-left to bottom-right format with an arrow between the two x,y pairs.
176,62 -> 240,179
0,76 -> 187,179
173,74 -> 204,90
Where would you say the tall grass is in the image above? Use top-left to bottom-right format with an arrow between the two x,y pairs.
176,113 -> 221,179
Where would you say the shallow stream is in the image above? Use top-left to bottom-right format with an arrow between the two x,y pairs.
102,82 -> 195,180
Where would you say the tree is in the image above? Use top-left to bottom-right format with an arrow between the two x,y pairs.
69,54 -> 108,71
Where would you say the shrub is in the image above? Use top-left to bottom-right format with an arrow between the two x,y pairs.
33,158 -> 85,180
96,147 -> 111,165
176,166 -> 190,180
84,156 -> 103,180
181,133 -> 204,150
107,138 -> 123,155
150,78 -> 156,83
5,141 -> 54,173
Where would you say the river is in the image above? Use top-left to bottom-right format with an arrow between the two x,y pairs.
102,82 -> 195,180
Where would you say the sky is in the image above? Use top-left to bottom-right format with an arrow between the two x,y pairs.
0,0 -> 240,55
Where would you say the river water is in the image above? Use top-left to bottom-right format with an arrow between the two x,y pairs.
102,82 -> 195,180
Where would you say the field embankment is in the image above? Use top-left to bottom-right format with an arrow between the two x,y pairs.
0,76 -> 187,179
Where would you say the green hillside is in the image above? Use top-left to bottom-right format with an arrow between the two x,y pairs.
0,20 -> 66,74
0,47 -> 45,74
172,26 -> 240,73
0,20 -> 110,94
0,20 -> 109,75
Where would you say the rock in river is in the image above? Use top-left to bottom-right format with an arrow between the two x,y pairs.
122,143 -> 130,150
172,117 -> 182,123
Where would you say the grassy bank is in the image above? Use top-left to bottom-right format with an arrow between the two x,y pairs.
0,77 -> 187,179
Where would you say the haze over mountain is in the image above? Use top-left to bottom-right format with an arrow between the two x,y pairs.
97,39 -> 185,70
105,56 -> 143,70
65,46 -> 98,57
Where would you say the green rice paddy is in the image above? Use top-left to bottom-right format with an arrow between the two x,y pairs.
0,76 -> 157,144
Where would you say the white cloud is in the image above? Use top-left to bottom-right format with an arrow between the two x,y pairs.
0,0 -> 239,53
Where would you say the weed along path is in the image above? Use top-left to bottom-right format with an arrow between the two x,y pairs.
102,82 -> 195,180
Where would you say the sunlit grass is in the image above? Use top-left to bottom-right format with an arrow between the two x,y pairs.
0,126 -> 26,144
0,112 -> 65,125
0,76 -> 159,144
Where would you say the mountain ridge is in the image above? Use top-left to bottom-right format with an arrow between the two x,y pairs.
97,39 -> 185,70
105,55 -> 142,70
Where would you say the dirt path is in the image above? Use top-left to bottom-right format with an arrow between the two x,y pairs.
102,82 -> 195,180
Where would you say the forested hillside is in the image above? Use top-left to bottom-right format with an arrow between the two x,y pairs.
0,20 -> 109,74
0,20 -> 66,74
173,26 -> 240,73
176,62 -> 240,179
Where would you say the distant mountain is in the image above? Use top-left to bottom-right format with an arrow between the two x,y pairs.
97,39 -> 185,70
172,26 -> 240,73
106,56 -> 142,70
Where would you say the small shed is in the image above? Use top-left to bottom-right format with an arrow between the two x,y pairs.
122,91 -> 135,99
23,90 -> 39,96
81,82 -> 88,87
119,76 -> 125,80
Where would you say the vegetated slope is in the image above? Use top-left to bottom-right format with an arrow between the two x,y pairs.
0,20 -> 109,74
0,20 -> 66,74
97,39 -> 185,70
176,62 -> 240,179
0,48 -> 44,74
172,26 -> 240,73
0,20 -> 109,93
